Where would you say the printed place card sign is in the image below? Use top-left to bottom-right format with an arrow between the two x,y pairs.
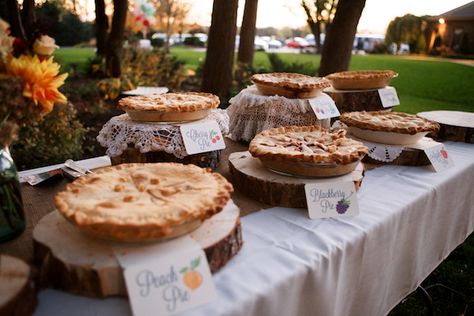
308,93 -> 340,119
180,120 -> 225,155
378,87 -> 400,108
423,144 -> 454,173
304,182 -> 359,219
114,237 -> 217,316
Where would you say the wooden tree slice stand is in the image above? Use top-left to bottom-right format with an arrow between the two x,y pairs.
417,111 -> 474,144
110,146 -> 222,169
324,86 -> 395,113
33,201 -> 242,298
229,151 -> 364,208
0,255 -> 37,316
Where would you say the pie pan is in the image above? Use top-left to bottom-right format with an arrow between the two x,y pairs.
326,70 -> 398,90
348,126 -> 428,145
259,158 -> 361,178
125,108 -> 211,122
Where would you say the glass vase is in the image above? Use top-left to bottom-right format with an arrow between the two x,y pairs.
0,145 -> 25,242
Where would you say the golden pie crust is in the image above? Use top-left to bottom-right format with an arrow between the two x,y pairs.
55,163 -> 233,242
326,70 -> 398,90
340,111 -> 440,135
249,126 -> 367,177
118,92 -> 220,122
251,72 -> 330,98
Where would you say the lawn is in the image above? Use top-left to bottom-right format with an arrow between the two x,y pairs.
55,46 -> 474,114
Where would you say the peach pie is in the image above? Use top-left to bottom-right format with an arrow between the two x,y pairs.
118,92 -> 220,122
55,163 -> 233,242
249,125 -> 368,177
251,72 -> 330,98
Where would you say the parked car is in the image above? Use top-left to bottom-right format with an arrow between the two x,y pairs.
268,39 -> 283,49
254,38 -> 269,51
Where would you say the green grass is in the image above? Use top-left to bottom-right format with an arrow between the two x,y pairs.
171,48 -> 474,114
54,47 -> 474,114
54,47 -> 95,74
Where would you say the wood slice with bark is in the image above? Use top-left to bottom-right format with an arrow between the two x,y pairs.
0,255 -> 37,316
325,86 -> 394,113
33,201 -> 242,298
229,151 -> 364,208
417,111 -> 474,144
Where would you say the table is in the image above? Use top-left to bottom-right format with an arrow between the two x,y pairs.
2,141 -> 474,316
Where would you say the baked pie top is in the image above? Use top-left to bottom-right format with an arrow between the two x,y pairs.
55,163 -> 233,239
326,70 -> 398,81
340,111 -> 440,135
251,72 -> 330,90
118,92 -> 220,112
249,125 -> 368,165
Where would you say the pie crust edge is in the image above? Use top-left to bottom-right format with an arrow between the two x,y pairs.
54,163 -> 233,241
340,111 -> 440,135
251,72 -> 331,90
118,92 -> 220,113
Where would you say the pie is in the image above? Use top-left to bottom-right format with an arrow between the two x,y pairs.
55,163 -> 233,242
326,70 -> 398,90
340,111 -> 440,145
118,92 -> 220,122
251,72 -> 330,98
249,126 -> 368,177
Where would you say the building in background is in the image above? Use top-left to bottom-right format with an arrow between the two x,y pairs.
425,1 -> 474,55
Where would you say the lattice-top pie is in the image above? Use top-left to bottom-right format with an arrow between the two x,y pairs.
340,111 -> 439,134
249,126 -> 367,177
118,92 -> 220,122
340,111 -> 440,145
251,72 -> 330,98
326,70 -> 398,90
55,163 -> 233,242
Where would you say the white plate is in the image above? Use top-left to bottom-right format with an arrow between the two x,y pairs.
122,86 -> 169,96
349,126 -> 428,145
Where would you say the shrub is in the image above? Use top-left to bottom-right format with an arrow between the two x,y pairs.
151,37 -> 165,48
11,103 -> 86,170
267,53 -> 316,75
184,36 -> 205,47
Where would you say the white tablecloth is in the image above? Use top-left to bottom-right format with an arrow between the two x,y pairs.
35,142 -> 474,316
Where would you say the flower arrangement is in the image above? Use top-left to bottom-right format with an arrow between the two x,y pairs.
0,18 -> 68,147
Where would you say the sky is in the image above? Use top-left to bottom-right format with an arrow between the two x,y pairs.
185,0 -> 473,34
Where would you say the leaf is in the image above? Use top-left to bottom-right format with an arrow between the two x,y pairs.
191,256 -> 201,269
179,267 -> 188,274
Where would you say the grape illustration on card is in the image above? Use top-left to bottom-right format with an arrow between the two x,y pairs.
304,182 -> 359,219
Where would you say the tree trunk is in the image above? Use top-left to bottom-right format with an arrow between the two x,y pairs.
95,0 -> 109,57
20,0 -> 35,41
201,0 -> 239,103
237,0 -> 258,66
302,1 -> 321,53
5,0 -> 25,40
106,0 -> 128,77
318,0 -> 366,76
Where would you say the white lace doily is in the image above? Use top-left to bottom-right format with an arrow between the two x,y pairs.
97,109 -> 229,158
364,141 -> 404,162
227,85 -> 331,141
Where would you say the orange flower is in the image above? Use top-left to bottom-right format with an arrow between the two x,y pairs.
6,55 -> 68,113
